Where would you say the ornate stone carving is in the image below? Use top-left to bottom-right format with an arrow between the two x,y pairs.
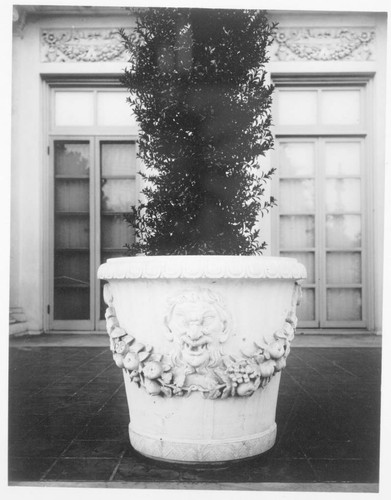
98,255 -> 307,281
271,27 -> 375,61
40,28 -> 132,62
103,283 -> 301,399
164,289 -> 230,370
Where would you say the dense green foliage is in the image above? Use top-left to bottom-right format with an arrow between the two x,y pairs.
120,8 -> 276,255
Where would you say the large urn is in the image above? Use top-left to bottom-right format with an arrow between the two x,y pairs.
98,255 -> 306,463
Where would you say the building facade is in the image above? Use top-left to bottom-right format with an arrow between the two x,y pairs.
10,6 -> 387,335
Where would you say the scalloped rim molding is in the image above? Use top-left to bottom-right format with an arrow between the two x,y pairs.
97,256 -> 307,281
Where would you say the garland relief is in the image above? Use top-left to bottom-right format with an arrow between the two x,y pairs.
103,285 -> 301,399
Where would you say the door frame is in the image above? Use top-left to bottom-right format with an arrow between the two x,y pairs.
270,74 -> 375,332
42,76 -> 139,333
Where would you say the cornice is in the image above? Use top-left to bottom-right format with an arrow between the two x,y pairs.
13,5 -> 134,38
14,5 -> 132,18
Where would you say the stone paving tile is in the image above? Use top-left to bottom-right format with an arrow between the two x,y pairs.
114,455 -> 183,482
8,346 -> 382,485
76,420 -> 129,441
42,457 -> 120,481
9,436 -> 71,458
61,439 -> 127,459
115,448 -> 318,483
308,458 -> 379,483
266,431 -> 306,460
8,457 -> 56,481
295,434 -> 380,461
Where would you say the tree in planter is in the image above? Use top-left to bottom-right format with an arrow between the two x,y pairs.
120,8 -> 276,255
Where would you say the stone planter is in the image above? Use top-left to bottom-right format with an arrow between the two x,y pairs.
98,255 -> 306,463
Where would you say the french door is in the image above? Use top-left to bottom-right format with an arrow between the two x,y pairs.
275,138 -> 367,328
272,82 -> 370,330
50,137 -> 137,331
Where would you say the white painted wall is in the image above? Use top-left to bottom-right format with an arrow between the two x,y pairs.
12,21 -> 43,333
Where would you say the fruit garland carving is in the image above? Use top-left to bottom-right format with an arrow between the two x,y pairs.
103,284 -> 301,399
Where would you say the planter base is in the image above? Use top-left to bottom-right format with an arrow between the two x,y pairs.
129,424 -> 277,463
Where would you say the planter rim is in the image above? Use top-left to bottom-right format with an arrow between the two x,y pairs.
97,255 -> 307,281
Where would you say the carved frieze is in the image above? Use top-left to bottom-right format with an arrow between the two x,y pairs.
40,28 -> 132,62
103,284 -> 302,399
271,27 -> 375,61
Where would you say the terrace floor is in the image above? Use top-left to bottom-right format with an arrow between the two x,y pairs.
8,334 -> 382,493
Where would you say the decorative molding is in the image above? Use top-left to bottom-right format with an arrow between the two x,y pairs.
98,255 -> 307,281
103,283 -> 302,399
40,28 -> 131,63
129,424 -> 277,462
271,27 -> 376,61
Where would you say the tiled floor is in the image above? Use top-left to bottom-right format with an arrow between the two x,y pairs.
8,339 -> 382,491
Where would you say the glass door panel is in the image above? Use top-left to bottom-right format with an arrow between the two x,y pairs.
55,180 -> 90,212
279,215 -> 315,248
324,141 -> 361,176
53,141 -> 91,321
279,142 -> 315,176
277,90 -> 318,125
99,141 -> 137,320
101,179 -> 137,211
325,214 -> 362,248
326,252 -> 362,284
279,179 -> 315,212
55,91 -> 94,127
97,91 -> 137,127
101,142 -> 137,176
319,90 -> 361,125
324,138 -> 364,325
325,179 -> 361,212
326,289 -> 362,321
55,215 -> 89,248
